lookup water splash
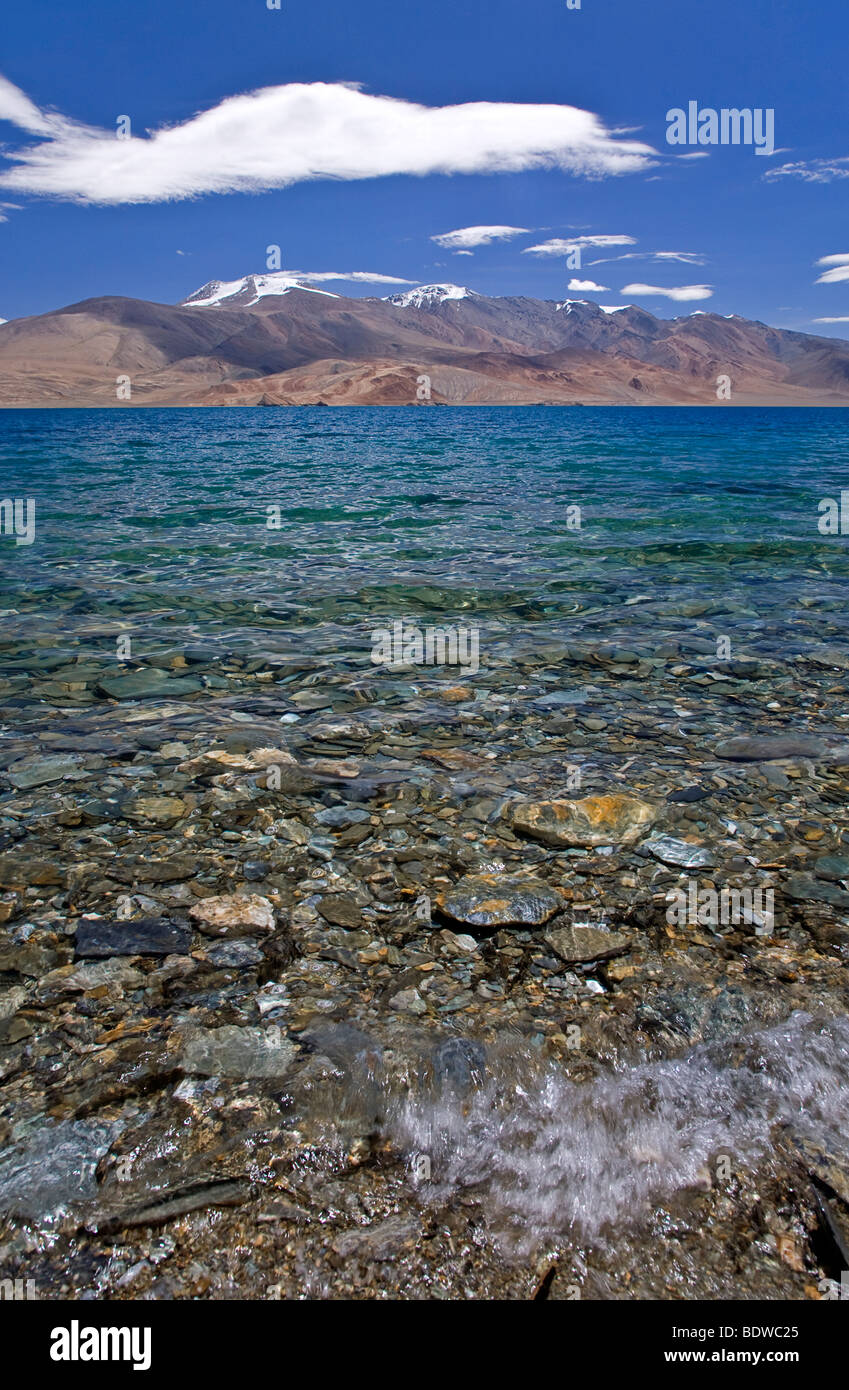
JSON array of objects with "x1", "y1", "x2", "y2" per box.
[{"x1": 383, "y1": 1012, "x2": 849, "y2": 1251}]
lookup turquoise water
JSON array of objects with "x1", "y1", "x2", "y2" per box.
[{"x1": 1, "y1": 406, "x2": 849, "y2": 669}]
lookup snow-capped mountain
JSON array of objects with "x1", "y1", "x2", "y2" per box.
[
  {"x1": 182, "y1": 274, "x2": 339, "y2": 307},
  {"x1": 556, "y1": 298, "x2": 629, "y2": 315},
  {"x1": 3, "y1": 284, "x2": 849, "y2": 406},
  {"x1": 384, "y1": 284, "x2": 476, "y2": 309}
]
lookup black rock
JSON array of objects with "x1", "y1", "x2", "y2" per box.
[
  {"x1": 74, "y1": 916, "x2": 192, "y2": 959},
  {"x1": 667, "y1": 785, "x2": 712, "y2": 803}
]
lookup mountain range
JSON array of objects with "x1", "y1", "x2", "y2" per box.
[{"x1": 1, "y1": 275, "x2": 848, "y2": 406}]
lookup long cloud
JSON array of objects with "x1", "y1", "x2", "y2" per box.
[
  {"x1": 431, "y1": 224, "x2": 530, "y2": 249},
  {"x1": 0, "y1": 75, "x2": 657, "y2": 204},
  {"x1": 815, "y1": 253, "x2": 849, "y2": 285},
  {"x1": 621, "y1": 283, "x2": 713, "y2": 301},
  {"x1": 523, "y1": 234, "x2": 636, "y2": 256}
]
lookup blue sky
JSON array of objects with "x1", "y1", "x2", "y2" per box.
[{"x1": 0, "y1": 0, "x2": 847, "y2": 333}]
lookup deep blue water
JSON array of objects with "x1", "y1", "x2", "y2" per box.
[{"x1": 1, "y1": 407, "x2": 849, "y2": 667}]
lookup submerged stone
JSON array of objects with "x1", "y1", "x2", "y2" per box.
[
  {"x1": 813, "y1": 855, "x2": 849, "y2": 883},
  {"x1": 0, "y1": 1118, "x2": 116, "y2": 1222},
  {"x1": 512, "y1": 794, "x2": 656, "y2": 848},
  {"x1": 96, "y1": 668, "x2": 202, "y2": 700},
  {"x1": 74, "y1": 916, "x2": 191, "y2": 958},
  {"x1": 429, "y1": 1038, "x2": 487, "y2": 1094},
  {"x1": 7, "y1": 754, "x2": 83, "y2": 789},
  {"x1": 440, "y1": 873, "x2": 561, "y2": 929},
  {"x1": 181, "y1": 1025, "x2": 296, "y2": 1078},
  {"x1": 121, "y1": 795, "x2": 188, "y2": 825},
  {"x1": 714, "y1": 735, "x2": 826, "y2": 761},
  {"x1": 189, "y1": 893, "x2": 276, "y2": 936},
  {"x1": 643, "y1": 835, "x2": 716, "y2": 869},
  {"x1": 545, "y1": 924, "x2": 630, "y2": 963},
  {"x1": 316, "y1": 895, "x2": 362, "y2": 928}
]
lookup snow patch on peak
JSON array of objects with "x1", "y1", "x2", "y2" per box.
[
  {"x1": 182, "y1": 273, "x2": 339, "y2": 307},
  {"x1": 557, "y1": 300, "x2": 630, "y2": 315},
  {"x1": 385, "y1": 284, "x2": 476, "y2": 308}
]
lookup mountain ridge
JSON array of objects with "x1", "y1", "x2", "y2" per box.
[{"x1": 1, "y1": 283, "x2": 848, "y2": 406}]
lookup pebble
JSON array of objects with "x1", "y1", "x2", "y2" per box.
[
  {"x1": 188, "y1": 893, "x2": 276, "y2": 936},
  {"x1": 440, "y1": 873, "x2": 561, "y2": 929}
]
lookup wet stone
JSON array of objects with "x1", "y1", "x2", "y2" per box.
[
  {"x1": 120, "y1": 795, "x2": 188, "y2": 826},
  {"x1": 440, "y1": 873, "x2": 561, "y2": 929},
  {"x1": 7, "y1": 755, "x2": 83, "y2": 789},
  {"x1": 181, "y1": 1025, "x2": 297, "y2": 1078},
  {"x1": 205, "y1": 939, "x2": 264, "y2": 968},
  {"x1": 316, "y1": 896, "x2": 362, "y2": 928},
  {"x1": 313, "y1": 806, "x2": 371, "y2": 828},
  {"x1": 96, "y1": 668, "x2": 202, "y2": 700},
  {"x1": 189, "y1": 893, "x2": 275, "y2": 937},
  {"x1": 667, "y1": 785, "x2": 712, "y2": 803},
  {"x1": 714, "y1": 735, "x2": 827, "y2": 761},
  {"x1": 784, "y1": 875, "x2": 849, "y2": 908},
  {"x1": 0, "y1": 1119, "x2": 117, "y2": 1222},
  {"x1": 242, "y1": 860, "x2": 270, "y2": 881},
  {"x1": 545, "y1": 924, "x2": 631, "y2": 964},
  {"x1": 512, "y1": 794, "x2": 656, "y2": 848},
  {"x1": 643, "y1": 835, "x2": 716, "y2": 869},
  {"x1": 74, "y1": 915, "x2": 192, "y2": 959},
  {"x1": 813, "y1": 855, "x2": 849, "y2": 882}
]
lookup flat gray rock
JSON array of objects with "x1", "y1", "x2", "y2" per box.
[
  {"x1": 714, "y1": 735, "x2": 826, "y2": 761},
  {"x1": 545, "y1": 924, "x2": 630, "y2": 964}
]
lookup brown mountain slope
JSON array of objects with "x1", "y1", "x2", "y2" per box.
[{"x1": 0, "y1": 288, "x2": 848, "y2": 406}]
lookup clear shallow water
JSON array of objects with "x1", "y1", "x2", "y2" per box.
[{"x1": 1, "y1": 407, "x2": 849, "y2": 671}]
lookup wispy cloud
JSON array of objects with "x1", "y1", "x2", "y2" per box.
[
  {"x1": 814, "y1": 316, "x2": 849, "y2": 323},
  {"x1": 303, "y1": 270, "x2": 414, "y2": 284},
  {"x1": 568, "y1": 278, "x2": 609, "y2": 292},
  {"x1": 764, "y1": 158, "x2": 849, "y2": 184},
  {"x1": 523, "y1": 234, "x2": 636, "y2": 256},
  {"x1": 815, "y1": 253, "x2": 849, "y2": 285},
  {"x1": 431, "y1": 224, "x2": 530, "y2": 249},
  {"x1": 0, "y1": 74, "x2": 657, "y2": 205},
  {"x1": 621, "y1": 283, "x2": 713, "y2": 301},
  {"x1": 589, "y1": 249, "x2": 705, "y2": 266}
]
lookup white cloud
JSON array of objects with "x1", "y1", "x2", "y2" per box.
[
  {"x1": 0, "y1": 74, "x2": 657, "y2": 204},
  {"x1": 568, "y1": 278, "x2": 609, "y2": 291},
  {"x1": 589, "y1": 249, "x2": 705, "y2": 266},
  {"x1": 302, "y1": 270, "x2": 414, "y2": 284},
  {"x1": 764, "y1": 158, "x2": 849, "y2": 184},
  {"x1": 523, "y1": 234, "x2": 636, "y2": 256},
  {"x1": 431, "y1": 224, "x2": 529, "y2": 249},
  {"x1": 622, "y1": 283, "x2": 713, "y2": 301},
  {"x1": 815, "y1": 253, "x2": 849, "y2": 285},
  {"x1": 814, "y1": 316, "x2": 849, "y2": 323}
]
